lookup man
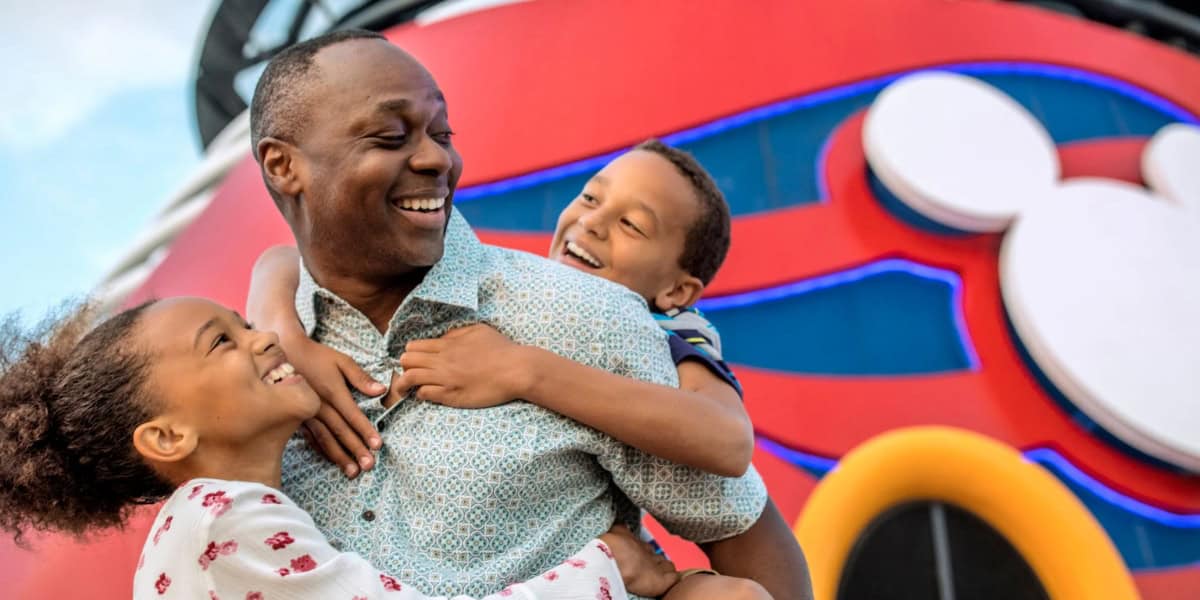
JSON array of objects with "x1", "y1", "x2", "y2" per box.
[{"x1": 248, "y1": 29, "x2": 809, "y2": 599}]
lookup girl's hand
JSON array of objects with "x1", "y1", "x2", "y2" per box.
[
  {"x1": 285, "y1": 332, "x2": 386, "y2": 478},
  {"x1": 599, "y1": 525, "x2": 680, "y2": 598},
  {"x1": 392, "y1": 324, "x2": 530, "y2": 409}
]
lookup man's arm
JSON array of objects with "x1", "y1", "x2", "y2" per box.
[
  {"x1": 246, "y1": 245, "x2": 385, "y2": 477},
  {"x1": 702, "y1": 499, "x2": 813, "y2": 600},
  {"x1": 396, "y1": 324, "x2": 754, "y2": 476}
]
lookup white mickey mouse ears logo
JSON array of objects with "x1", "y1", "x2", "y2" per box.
[{"x1": 865, "y1": 71, "x2": 1200, "y2": 472}]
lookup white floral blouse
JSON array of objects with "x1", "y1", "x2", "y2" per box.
[{"x1": 133, "y1": 479, "x2": 627, "y2": 600}]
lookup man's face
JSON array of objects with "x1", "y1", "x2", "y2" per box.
[{"x1": 289, "y1": 40, "x2": 463, "y2": 280}]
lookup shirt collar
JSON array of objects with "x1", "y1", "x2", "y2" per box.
[{"x1": 296, "y1": 208, "x2": 483, "y2": 336}]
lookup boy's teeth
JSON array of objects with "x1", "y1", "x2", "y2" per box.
[
  {"x1": 264, "y1": 362, "x2": 296, "y2": 384},
  {"x1": 566, "y1": 241, "x2": 601, "y2": 267},
  {"x1": 398, "y1": 197, "x2": 446, "y2": 211}
]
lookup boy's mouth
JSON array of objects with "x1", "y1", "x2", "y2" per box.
[{"x1": 564, "y1": 240, "x2": 603, "y2": 269}]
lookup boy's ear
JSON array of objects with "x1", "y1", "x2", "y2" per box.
[
  {"x1": 132, "y1": 418, "x2": 199, "y2": 465},
  {"x1": 257, "y1": 137, "x2": 306, "y2": 205},
  {"x1": 653, "y1": 275, "x2": 705, "y2": 312}
]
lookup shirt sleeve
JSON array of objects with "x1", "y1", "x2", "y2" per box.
[
  {"x1": 592, "y1": 293, "x2": 768, "y2": 544},
  {"x1": 203, "y1": 482, "x2": 628, "y2": 600}
]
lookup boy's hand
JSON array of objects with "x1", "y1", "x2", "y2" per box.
[
  {"x1": 599, "y1": 525, "x2": 679, "y2": 598},
  {"x1": 285, "y1": 333, "x2": 386, "y2": 479},
  {"x1": 393, "y1": 324, "x2": 528, "y2": 409}
]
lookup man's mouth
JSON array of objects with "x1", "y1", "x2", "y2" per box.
[
  {"x1": 564, "y1": 240, "x2": 603, "y2": 269},
  {"x1": 394, "y1": 196, "x2": 447, "y2": 212}
]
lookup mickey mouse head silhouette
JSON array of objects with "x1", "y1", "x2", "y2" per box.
[{"x1": 863, "y1": 71, "x2": 1200, "y2": 472}]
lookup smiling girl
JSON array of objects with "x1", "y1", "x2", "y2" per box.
[{"x1": 0, "y1": 297, "x2": 675, "y2": 599}]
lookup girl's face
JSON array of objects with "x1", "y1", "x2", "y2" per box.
[{"x1": 136, "y1": 298, "x2": 320, "y2": 453}]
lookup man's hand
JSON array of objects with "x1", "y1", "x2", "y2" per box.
[
  {"x1": 284, "y1": 333, "x2": 386, "y2": 479},
  {"x1": 599, "y1": 525, "x2": 679, "y2": 598},
  {"x1": 393, "y1": 324, "x2": 529, "y2": 409}
]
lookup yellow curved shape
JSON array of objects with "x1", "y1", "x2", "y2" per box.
[{"x1": 794, "y1": 426, "x2": 1139, "y2": 600}]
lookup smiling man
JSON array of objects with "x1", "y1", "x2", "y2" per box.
[{"x1": 249, "y1": 30, "x2": 770, "y2": 598}]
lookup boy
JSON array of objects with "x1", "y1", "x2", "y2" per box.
[{"x1": 247, "y1": 140, "x2": 809, "y2": 599}]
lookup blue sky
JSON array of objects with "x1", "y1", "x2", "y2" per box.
[{"x1": 0, "y1": 2, "x2": 215, "y2": 322}]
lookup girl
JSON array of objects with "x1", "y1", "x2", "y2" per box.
[{"x1": 0, "y1": 297, "x2": 677, "y2": 599}]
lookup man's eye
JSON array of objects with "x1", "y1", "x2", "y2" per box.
[
  {"x1": 374, "y1": 134, "x2": 406, "y2": 146},
  {"x1": 431, "y1": 131, "x2": 455, "y2": 145}
]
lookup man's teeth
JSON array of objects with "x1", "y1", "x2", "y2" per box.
[
  {"x1": 565, "y1": 241, "x2": 602, "y2": 268},
  {"x1": 397, "y1": 197, "x2": 446, "y2": 211},
  {"x1": 264, "y1": 362, "x2": 296, "y2": 384}
]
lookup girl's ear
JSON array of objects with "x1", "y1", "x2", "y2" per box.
[
  {"x1": 132, "y1": 418, "x2": 198, "y2": 464},
  {"x1": 653, "y1": 274, "x2": 704, "y2": 312}
]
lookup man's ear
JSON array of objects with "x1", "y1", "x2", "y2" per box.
[
  {"x1": 132, "y1": 418, "x2": 199, "y2": 465},
  {"x1": 653, "y1": 274, "x2": 705, "y2": 312},
  {"x1": 257, "y1": 137, "x2": 306, "y2": 201}
]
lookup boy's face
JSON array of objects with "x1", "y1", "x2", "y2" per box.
[{"x1": 549, "y1": 150, "x2": 703, "y2": 310}]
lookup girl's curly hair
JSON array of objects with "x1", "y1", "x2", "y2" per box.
[{"x1": 0, "y1": 300, "x2": 172, "y2": 546}]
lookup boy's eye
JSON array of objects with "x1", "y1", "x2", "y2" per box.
[
  {"x1": 621, "y1": 218, "x2": 646, "y2": 237},
  {"x1": 581, "y1": 193, "x2": 597, "y2": 204}
]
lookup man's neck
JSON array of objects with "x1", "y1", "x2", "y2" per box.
[{"x1": 306, "y1": 258, "x2": 429, "y2": 334}]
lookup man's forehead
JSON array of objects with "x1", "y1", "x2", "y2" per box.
[{"x1": 314, "y1": 38, "x2": 435, "y2": 86}]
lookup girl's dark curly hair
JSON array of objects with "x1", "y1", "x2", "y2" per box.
[{"x1": 0, "y1": 300, "x2": 173, "y2": 546}]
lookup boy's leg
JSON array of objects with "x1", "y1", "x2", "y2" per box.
[
  {"x1": 665, "y1": 573, "x2": 772, "y2": 600},
  {"x1": 701, "y1": 499, "x2": 813, "y2": 600}
]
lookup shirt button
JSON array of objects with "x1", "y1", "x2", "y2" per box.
[
  {"x1": 377, "y1": 421, "x2": 387, "y2": 433},
  {"x1": 362, "y1": 509, "x2": 376, "y2": 522}
]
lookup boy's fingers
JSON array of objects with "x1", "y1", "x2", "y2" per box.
[
  {"x1": 398, "y1": 351, "x2": 437, "y2": 370},
  {"x1": 394, "y1": 367, "x2": 439, "y2": 389},
  {"x1": 405, "y1": 339, "x2": 444, "y2": 354},
  {"x1": 441, "y1": 324, "x2": 481, "y2": 338},
  {"x1": 339, "y1": 356, "x2": 386, "y2": 397},
  {"x1": 415, "y1": 384, "x2": 449, "y2": 403},
  {"x1": 304, "y1": 419, "x2": 359, "y2": 478}
]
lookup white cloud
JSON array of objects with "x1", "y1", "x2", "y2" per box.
[{"x1": 0, "y1": 1, "x2": 215, "y2": 150}]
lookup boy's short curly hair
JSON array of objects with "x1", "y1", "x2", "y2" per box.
[{"x1": 634, "y1": 139, "x2": 731, "y2": 286}]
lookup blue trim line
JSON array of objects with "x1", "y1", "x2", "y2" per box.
[{"x1": 697, "y1": 258, "x2": 982, "y2": 370}]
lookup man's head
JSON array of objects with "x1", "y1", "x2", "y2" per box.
[
  {"x1": 549, "y1": 139, "x2": 732, "y2": 311},
  {"x1": 251, "y1": 30, "x2": 462, "y2": 284}
]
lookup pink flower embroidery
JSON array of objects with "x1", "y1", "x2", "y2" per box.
[
  {"x1": 565, "y1": 558, "x2": 587, "y2": 568},
  {"x1": 137, "y1": 553, "x2": 145, "y2": 571},
  {"x1": 380, "y1": 573, "x2": 402, "y2": 591},
  {"x1": 597, "y1": 576, "x2": 613, "y2": 600},
  {"x1": 596, "y1": 541, "x2": 613, "y2": 559},
  {"x1": 245, "y1": 593, "x2": 263, "y2": 600},
  {"x1": 353, "y1": 597, "x2": 368, "y2": 600},
  {"x1": 277, "y1": 568, "x2": 290, "y2": 577},
  {"x1": 290, "y1": 554, "x2": 317, "y2": 573},
  {"x1": 198, "y1": 540, "x2": 239, "y2": 570},
  {"x1": 202, "y1": 491, "x2": 233, "y2": 516},
  {"x1": 208, "y1": 592, "x2": 220, "y2": 600},
  {"x1": 154, "y1": 573, "x2": 171, "y2": 595},
  {"x1": 188, "y1": 484, "x2": 205, "y2": 499},
  {"x1": 152, "y1": 516, "x2": 173, "y2": 545},
  {"x1": 264, "y1": 531, "x2": 295, "y2": 550},
  {"x1": 499, "y1": 586, "x2": 514, "y2": 597},
  {"x1": 261, "y1": 493, "x2": 282, "y2": 505},
  {"x1": 543, "y1": 571, "x2": 559, "y2": 581}
]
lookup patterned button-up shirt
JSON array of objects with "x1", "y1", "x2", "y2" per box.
[{"x1": 281, "y1": 210, "x2": 767, "y2": 598}]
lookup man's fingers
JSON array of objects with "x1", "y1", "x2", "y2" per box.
[
  {"x1": 338, "y1": 356, "x2": 386, "y2": 397},
  {"x1": 304, "y1": 419, "x2": 359, "y2": 478},
  {"x1": 405, "y1": 339, "x2": 444, "y2": 353}
]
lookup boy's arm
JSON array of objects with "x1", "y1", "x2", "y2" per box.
[
  {"x1": 246, "y1": 245, "x2": 385, "y2": 478},
  {"x1": 702, "y1": 498, "x2": 813, "y2": 600},
  {"x1": 396, "y1": 324, "x2": 754, "y2": 477}
]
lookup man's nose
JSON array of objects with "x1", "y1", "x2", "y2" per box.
[{"x1": 408, "y1": 134, "x2": 453, "y2": 176}]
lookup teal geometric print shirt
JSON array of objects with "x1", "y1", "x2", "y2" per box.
[{"x1": 281, "y1": 210, "x2": 767, "y2": 598}]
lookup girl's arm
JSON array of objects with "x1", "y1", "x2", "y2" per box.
[
  {"x1": 396, "y1": 324, "x2": 754, "y2": 477},
  {"x1": 197, "y1": 482, "x2": 645, "y2": 600}
]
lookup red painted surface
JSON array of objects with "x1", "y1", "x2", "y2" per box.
[
  {"x1": 1134, "y1": 565, "x2": 1200, "y2": 600},
  {"x1": 10, "y1": 0, "x2": 1200, "y2": 597}
]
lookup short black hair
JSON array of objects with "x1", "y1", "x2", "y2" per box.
[
  {"x1": 250, "y1": 29, "x2": 387, "y2": 159},
  {"x1": 633, "y1": 139, "x2": 731, "y2": 286}
]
